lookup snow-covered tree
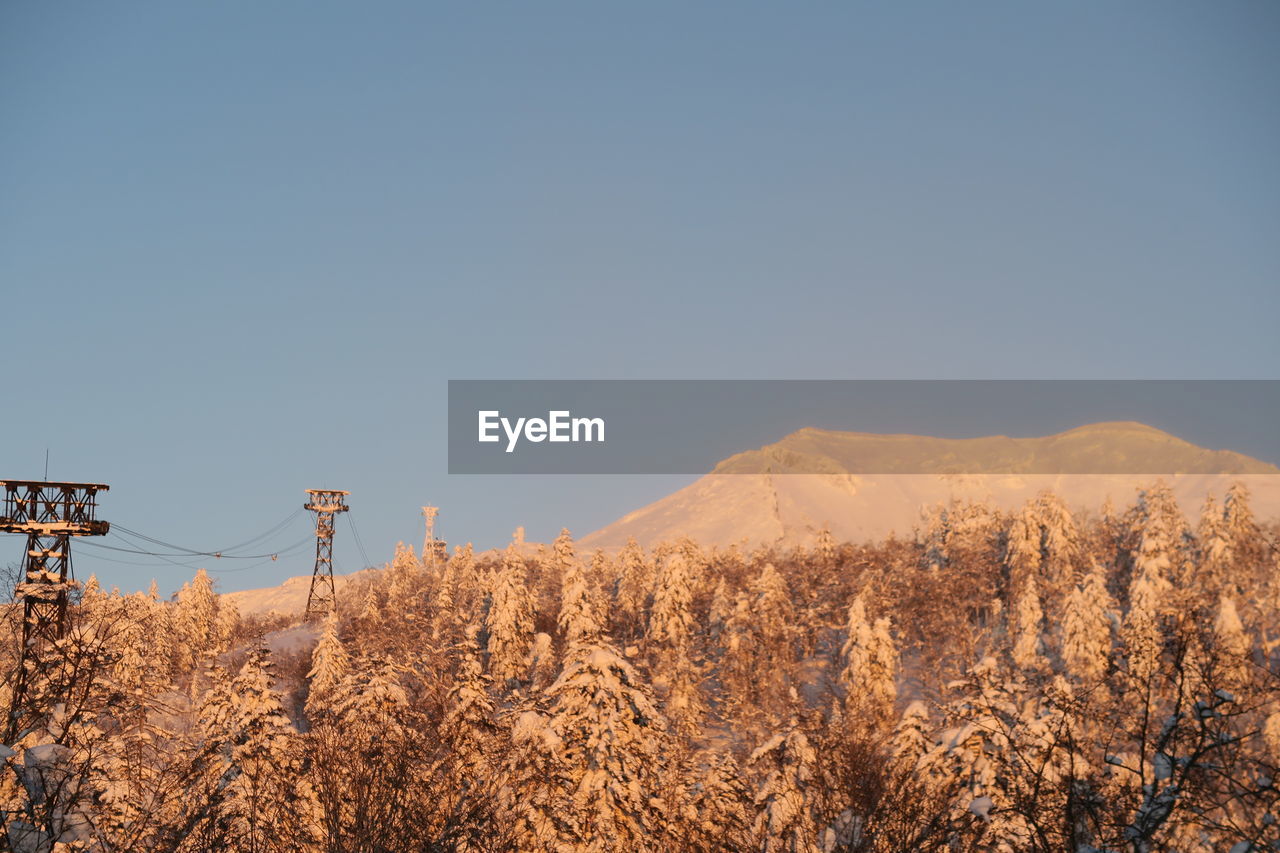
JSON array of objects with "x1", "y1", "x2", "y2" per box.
[
  {"x1": 199, "y1": 645, "x2": 310, "y2": 851},
  {"x1": 12, "y1": 484, "x2": 1277, "y2": 851},
  {"x1": 1004, "y1": 505, "x2": 1042, "y2": 597},
  {"x1": 1011, "y1": 576, "x2": 1045, "y2": 672},
  {"x1": 663, "y1": 648, "x2": 708, "y2": 742},
  {"x1": 486, "y1": 544, "x2": 536, "y2": 684},
  {"x1": 559, "y1": 548, "x2": 602, "y2": 648},
  {"x1": 612, "y1": 538, "x2": 651, "y2": 640},
  {"x1": 528, "y1": 631, "x2": 558, "y2": 691},
  {"x1": 750, "y1": 716, "x2": 820, "y2": 853},
  {"x1": 889, "y1": 700, "x2": 934, "y2": 776},
  {"x1": 443, "y1": 541, "x2": 484, "y2": 636},
  {"x1": 1034, "y1": 492, "x2": 1082, "y2": 606},
  {"x1": 648, "y1": 552, "x2": 696, "y2": 660},
  {"x1": 1123, "y1": 569, "x2": 1165, "y2": 683},
  {"x1": 544, "y1": 640, "x2": 669, "y2": 851},
  {"x1": 752, "y1": 563, "x2": 795, "y2": 666},
  {"x1": 1223, "y1": 482, "x2": 1259, "y2": 555},
  {"x1": 920, "y1": 504, "x2": 951, "y2": 572},
  {"x1": 1197, "y1": 494, "x2": 1231, "y2": 600},
  {"x1": 839, "y1": 594, "x2": 896, "y2": 723},
  {"x1": 678, "y1": 750, "x2": 751, "y2": 851},
  {"x1": 1210, "y1": 594, "x2": 1250, "y2": 688},
  {"x1": 1129, "y1": 483, "x2": 1183, "y2": 617},
  {"x1": 442, "y1": 629, "x2": 499, "y2": 776},
  {"x1": 388, "y1": 540, "x2": 421, "y2": 603},
  {"x1": 1061, "y1": 560, "x2": 1114, "y2": 682},
  {"x1": 1223, "y1": 481, "x2": 1264, "y2": 594},
  {"x1": 173, "y1": 568, "x2": 221, "y2": 671},
  {"x1": 708, "y1": 576, "x2": 733, "y2": 639},
  {"x1": 305, "y1": 611, "x2": 350, "y2": 720}
]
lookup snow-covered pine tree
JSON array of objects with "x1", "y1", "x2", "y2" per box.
[
  {"x1": 839, "y1": 594, "x2": 873, "y2": 695},
  {"x1": 749, "y1": 715, "x2": 820, "y2": 853},
  {"x1": 1196, "y1": 494, "x2": 1231, "y2": 602},
  {"x1": 544, "y1": 640, "x2": 670, "y2": 851},
  {"x1": 613, "y1": 538, "x2": 651, "y2": 640},
  {"x1": 838, "y1": 594, "x2": 896, "y2": 723},
  {"x1": 173, "y1": 568, "x2": 220, "y2": 672},
  {"x1": 505, "y1": 707, "x2": 568, "y2": 850},
  {"x1": 485, "y1": 543, "x2": 536, "y2": 685},
  {"x1": 708, "y1": 576, "x2": 733, "y2": 639},
  {"x1": 332, "y1": 658, "x2": 413, "y2": 742},
  {"x1": 552, "y1": 527, "x2": 577, "y2": 572},
  {"x1": 327, "y1": 659, "x2": 422, "y2": 847},
  {"x1": 1034, "y1": 491, "x2": 1082, "y2": 613},
  {"x1": 648, "y1": 552, "x2": 696, "y2": 661},
  {"x1": 869, "y1": 617, "x2": 899, "y2": 710},
  {"x1": 676, "y1": 537, "x2": 707, "y2": 588},
  {"x1": 359, "y1": 582, "x2": 382, "y2": 628},
  {"x1": 446, "y1": 541, "x2": 484, "y2": 631},
  {"x1": 434, "y1": 630, "x2": 504, "y2": 850},
  {"x1": 1011, "y1": 576, "x2": 1046, "y2": 672},
  {"x1": 1224, "y1": 482, "x2": 1259, "y2": 556},
  {"x1": 433, "y1": 548, "x2": 462, "y2": 643},
  {"x1": 1223, "y1": 481, "x2": 1264, "y2": 594},
  {"x1": 663, "y1": 647, "x2": 708, "y2": 742},
  {"x1": 678, "y1": 749, "x2": 751, "y2": 852},
  {"x1": 718, "y1": 589, "x2": 757, "y2": 713},
  {"x1": 559, "y1": 548, "x2": 602, "y2": 648},
  {"x1": 441, "y1": 628, "x2": 499, "y2": 778},
  {"x1": 1129, "y1": 483, "x2": 1183, "y2": 618},
  {"x1": 1061, "y1": 560, "x2": 1114, "y2": 683},
  {"x1": 90, "y1": 593, "x2": 192, "y2": 853},
  {"x1": 1004, "y1": 504, "x2": 1042, "y2": 605},
  {"x1": 920, "y1": 504, "x2": 950, "y2": 572},
  {"x1": 528, "y1": 631, "x2": 558, "y2": 691},
  {"x1": 1123, "y1": 569, "x2": 1164, "y2": 684},
  {"x1": 305, "y1": 611, "x2": 351, "y2": 721},
  {"x1": 889, "y1": 700, "x2": 933, "y2": 776},
  {"x1": 590, "y1": 548, "x2": 612, "y2": 599},
  {"x1": 199, "y1": 644, "x2": 310, "y2": 851},
  {"x1": 1210, "y1": 594, "x2": 1250, "y2": 688},
  {"x1": 216, "y1": 599, "x2": 240, "y2": 653},
  {"x1": 388, "y1": 540, "x2": 421, "y2": 605},
  {"x1": 751, "y1": 563, "x2": 795, "y2": 672},
  {"x1": 80, "y1": 573, "x2": 104, "y2": 614},
  {"x1": 546, "y1": 528, "x2": 578, "y2": 615}
]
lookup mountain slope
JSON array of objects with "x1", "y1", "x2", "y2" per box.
[
  {"x1": 224, "y1": 567, "x2": 376, "y2": 619},
  {"x1": 582, "y1": 423, "x2": 1280, "y2": 550}
]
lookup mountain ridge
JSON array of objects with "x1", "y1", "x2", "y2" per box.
[{"x1": 710, "y1": 421, "x2": 1278, "y2": 476}]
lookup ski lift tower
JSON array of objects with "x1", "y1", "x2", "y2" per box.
[
  {"x1": 421, "y1": 506, "x2": 447, "y2": 567},
  {"x1": 1, "y1": 480, "x2": 109, "y2": 740},
  {"x1": 304, "y1": 489, "x2": 348, "y2": 617}
]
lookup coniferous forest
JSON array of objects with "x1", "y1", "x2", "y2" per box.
[{"x1": 3, "y1": 481, "x2": 1280, "y2": 852}]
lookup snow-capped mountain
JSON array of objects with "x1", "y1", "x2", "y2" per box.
[{"x1": 580, "y1": 422, "x2": 1280, "y2": 550}]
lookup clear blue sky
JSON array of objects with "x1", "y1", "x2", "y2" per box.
[{"x1": 2, "y1": 2, "x2": 1277, "y2": 594}]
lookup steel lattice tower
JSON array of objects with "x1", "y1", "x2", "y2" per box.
[
  {"x1": 1, "y1": 480, "x2": 109, "y2": 742},
  {"x1": 421, "y1": 505, "x2": 446, "y2": 567},
  {"x1": 304, "y1": 489, "x2": 348, "y2": 617}
]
